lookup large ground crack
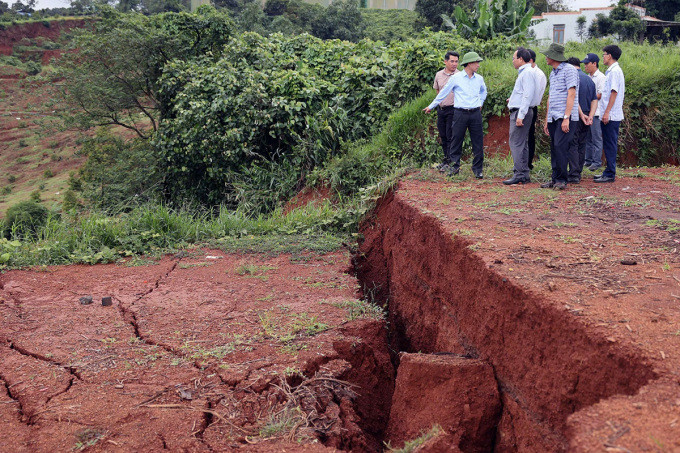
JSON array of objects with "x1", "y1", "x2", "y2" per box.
[
  {"x1": 0, "y1": 372, "x2": 25, "y2": 422},
  {"x1": 115, "y1": 258, "x2": 201, "y2": 368},
  {"x1": 6, "y1": 340, "x2": 82, "y2": 381}
]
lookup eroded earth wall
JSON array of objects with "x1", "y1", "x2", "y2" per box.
[{"x1": 355, "y1": 191, "x2": 658, "y2": 452}]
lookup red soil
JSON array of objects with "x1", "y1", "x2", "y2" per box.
[
  {"x1": 0, "y1": 248, "x2": 394, "y2": 452},
  {"x1": 357, "y1": 168, "x2": 680, "y2": 452},
  {"x1": 386, "y1": 353, "x2": 501, "y2": 452},
  {"x1": 0, "y1": 19, "x2": 89, "y2": 56},
  {"x1": 284, "y1": 186, "x2": 334, "y2": 214}
]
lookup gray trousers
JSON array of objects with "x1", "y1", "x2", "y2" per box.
[
  {"x1": 585, "y1": 116, "x2": 602, "y2": 167},
  {"x1": 509, "y1": 109, "x2": 534, "y2": 179}
]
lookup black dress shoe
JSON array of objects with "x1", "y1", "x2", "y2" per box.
[
  {"x1": 553, "y1": 181, "x2": 567, "y2": 190},
  {"x1": 540, "y1": 181, "x2": 554, "y2": 188},
  {"x1": 568, "y1": 177, "x2": 581, "y2": 184},
  {"x1": 594, "y1": 176, "x2": 615, "y2": 183},
  {"x1": 475, "y1": 173, "x2": 483, "y2": 179},
  {"x1": 593, "y1": 174, "x2": 604, "y2": 180},
  {"x1": 503, "y1": 176, "x2": 527, "y2": 185},
  {"x1": 448, "y1": 167, "x2": 460, "y2": 176}
]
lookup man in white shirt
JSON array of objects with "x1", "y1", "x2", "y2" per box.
[
  {"x1": 527, "y1": 49, "x2": 546, "y2": 171},
  {"x1": 582, "y1": 53, "x2": 606, "y2": 171},
  {"x1": 504, "y1": 47, "x2": 536, "y2": 185},
  {"x1": 594, "y1": 45, "x2": 625, "y2": 183}
]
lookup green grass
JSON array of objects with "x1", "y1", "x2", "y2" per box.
[
  {"x1": 0, "y1": 201, "x2": 356, "y2": 268},
  {"x1": 386, "y1": 424, "x2": 443, "y2": 452},
  {"x1": 323, "y1": 299, "x2": 385, "y2": 321}
]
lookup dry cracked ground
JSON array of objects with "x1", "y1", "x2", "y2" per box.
[
  {"x1": 0, "y1": 248, "x2": 393, "y2": 452},
  {"x1": 2, "y1": 167, "x2": 680, "y2": 452}
]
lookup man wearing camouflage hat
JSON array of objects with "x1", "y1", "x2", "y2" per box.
[{"x1": 424, "y1": 51, "x2": 487, "y2": 179}]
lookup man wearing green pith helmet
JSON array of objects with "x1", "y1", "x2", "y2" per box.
[{"x1": 423, "y1": 51, "x2": 487, "y2": 179}]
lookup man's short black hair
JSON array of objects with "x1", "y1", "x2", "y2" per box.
[
  {"x1": 516, "y1": 47, "x2": 531, "y2": 63},
  {"x1": 567, "y1": 57, "x2": 581, "y2": 67},
  {"x1": 445, "y1": 51, "x2": 459, "y2": 61},
  {"x1": 603, "y1": 44, "x2": 622, "y2": 61},
  {"x1": 527, "y1": 48, "x2": 537, "y2": 63}
]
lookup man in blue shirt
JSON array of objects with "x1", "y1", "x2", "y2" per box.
[
  {"x1": 541, "y1": 43, "x2": 578, "y2": 190},
  {"x1": 566, "y1": 57, "x2": 598, "y2": 184},
  {"x1": 424, "y1": 52, "x2": 487, "y2": 179},
  {"x1": 504, "y1": 47, "x2": 536, "y2": 185}
]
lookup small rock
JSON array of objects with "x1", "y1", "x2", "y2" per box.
[
  {"x1": 114, "y1": 384, "x2": 124, "y2": 389},
  {"x1": 548, "y1": 281, "x2": 557, "y2": 292},
  {"x1": 178, "y1": 388, "x2": 193, "y2": 400},
  {"x1": 621, "y1": 259, "x2": 637, "y2": 265},
  {"x1": 102, "y1": 296, "x2": 113, "y2": 306},
  {"x1": 79, "y1": 296, "x2": 93, "y2": 305}
]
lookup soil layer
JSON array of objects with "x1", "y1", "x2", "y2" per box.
[{"x1": 356, "y1": 168, "x2": 680, "y2": 452}]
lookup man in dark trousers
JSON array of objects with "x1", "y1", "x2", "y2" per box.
[
  {"x1": 433, "y1": 51, "x2": 459, "y2": 173},
  {"x1": 566, "y1": 57, "x2": 597, "y2": 184},
  {"x1": 527, "y1": 48, "x2": 546, "y2": 171},
  {"x1": 541, "y1": 43, "x2": 578, "y2": 190},
  {"x1": 423, "y1": 52, "x2": 487, "y2": 179},
  {"x1": 594, "y1": 45, "x2": 625, "y2": 183}
]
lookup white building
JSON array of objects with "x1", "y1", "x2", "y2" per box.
[{"x1": 530, "y1": 4, "x2": 658, "y2": 44}]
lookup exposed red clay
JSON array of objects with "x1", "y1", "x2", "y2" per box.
[
  {"x1": 386, "y1": 353, "x2": 501, "y2": 452},
  {"x1": 0, "y1": 248, "x2": 393, "y2": 452},
  {"x1": 0, "y1": 20, "x2": 89, "y2": 55},
  {"x1": 356, "y1": 168, "x2": 680, "y2": 452}
]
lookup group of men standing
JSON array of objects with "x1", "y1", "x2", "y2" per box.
[{"x1": 424, "y1": 43, "x2": 625, "y2": 189}]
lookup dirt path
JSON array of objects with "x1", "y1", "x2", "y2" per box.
[
  {"x1": 0, "y1": 248, "x2": 393, "y2": 452},
  {"x1": 357, "y1": 168, "x2": 680, "y2": 452}
]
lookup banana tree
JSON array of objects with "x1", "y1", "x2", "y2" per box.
[{"x1": 442, "y1": 0, "x2": 535, "y2": 39}]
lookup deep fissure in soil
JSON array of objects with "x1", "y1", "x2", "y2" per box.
[{"x1": 353, "y1": 192, "x2": 657, "y2": 452}]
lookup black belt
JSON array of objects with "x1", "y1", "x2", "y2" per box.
[
  {"x1": 509, "y1": 108, "x2": 519, "y2": 113},
  {"x1": 439, "y1": 105, "x2": 454, "y2": 110},
  {"x1": 455, "y1": 107, "x2": 480, "y2": 112}
]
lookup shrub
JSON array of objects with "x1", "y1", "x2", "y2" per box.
[
  {"x1": 78, "y1": 128, "x2": 161, "y2": 212},
  {"x1": 43, "y1": 168, "x2": 54, "y2": 178},
  {"x1": 2, "y1": 201, "x2": 50, "y2": 239}
]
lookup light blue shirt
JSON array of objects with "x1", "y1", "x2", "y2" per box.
[
  {"x1": 599, "y1": 61, "x2": 625, "y2": 121},
  {"x1": 427, "y1": 70, "x2": 487, "y2": 110},
  {"x1": 507, "y1": 63, "x2": 535, "y2": 120}
]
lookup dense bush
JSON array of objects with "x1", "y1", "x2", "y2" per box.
[
  {"x1": 155, "y1": 31, "x2": 519, "y2": 209},
  {"x1": 361, "y1": 9, "x2": 423, "y2": 43},
  {"x1": 76, "y1": 129, "x2": 162, "y2": 212},
  {"x1": 3, "y1": 201, "x2": 50, "y2": 239}
]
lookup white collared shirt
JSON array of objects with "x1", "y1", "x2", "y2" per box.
[
  {"x1": 599, "y1": 62, "x2": 625, "y2": 121},
  {"x1": 530, "y1": 65, "x2": 547, "y2": 107},
  {"x1": 507, "y1": 64, "x2": 535, "y2": 120}
]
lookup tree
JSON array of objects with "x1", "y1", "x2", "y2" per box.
[
  {"x1": 443, "y1": 0, "x2": 534, "y2": 39},
  {"x1": 646, "y1": 0, "x2": 680, "y2": 21},
  {"x1": 11, "y1": 0, "x2": 35, "y2": 14},
  {"x1": 415, "y1": 0, "x2": 454, "y2": 31},
  {"x1": 589, "y1": 1, "x2": 644, "y2": 41},
  {"x1": 529, "y1": 0, "x2": 567, "y2": 15},
  {"x1": 311, "y1": 0, "x2": 365, "y2": 41},
  {"x1": 58, "y1": 6, "x2": 235, "y2": 139},
  {"x1": 576, "y1": 15, "x2": 586, "y2": 42}
]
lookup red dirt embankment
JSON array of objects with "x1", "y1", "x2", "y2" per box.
[
  {"x1": 0, "y1": 19, "x2": 89, "y2": 56},
  {"x1": 0, "y1": 249, "x2": 394, "y2": 452},
  {"x1": 356, "y1": 169, "x2": 680, "y2": 452}
]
